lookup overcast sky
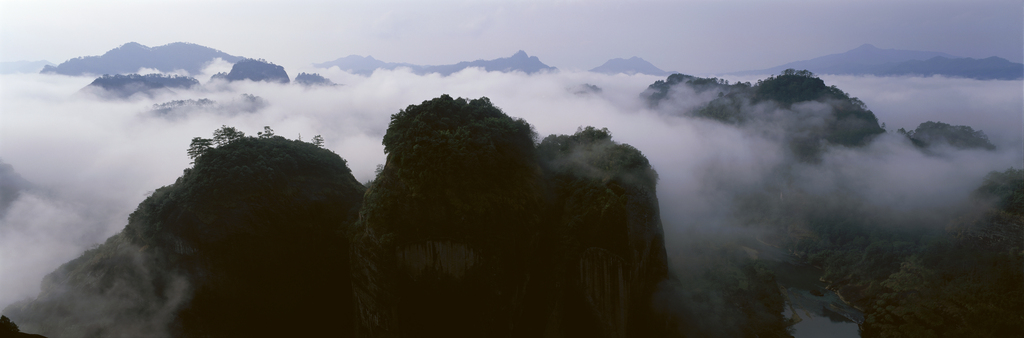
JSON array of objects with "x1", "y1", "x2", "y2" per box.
[{"x1": 1, "y1": 0, "x2": 1021, "y2": 74}]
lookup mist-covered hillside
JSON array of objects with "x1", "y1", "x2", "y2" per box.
[
  {"x1": 40, "y1": 42, "x2": 242, "y2": 76},
  {"x1": 82, "y1": 74, "x2": 199, "y2": 99},
  {"x1": 0, "y1": 160, "x2": 32, "y2": 218},
  {"x1": 644, "y1": 69, "x2": 885, "y2": 160},
  {"x1": 640, "y1": 69, "x2": 1023, "y2": 337},
  {"x1": 315, "y1": 50, "x2": 556, "y2": 76},
  {"x1": 4, "y1": 128, "x2": 366, "y2": 337},
  {"x1": 294, "y1": 72, "x2": 337, "y2": 86},
  {"x1": 1, "y1": 62, "x2": 1020, "y2": 338}
]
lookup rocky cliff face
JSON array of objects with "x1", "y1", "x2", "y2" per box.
[
  {"x1": 4, "y1": 97, "x2": 669, "y2": 337},
  {"x1": 351, "y1": 96, "x2": 668, "y2": 337}
]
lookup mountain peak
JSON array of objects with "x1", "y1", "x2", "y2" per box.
[
  {"x1": 512, "y1": 50, "x2": 529, "y2": 58},
  {"x1": 118, "y1": 42, "x2": 149, "y2": 50},
  {"x1": 43, "y1": 42, "x2": 242, "y2": 76},
  {"x1": 854, "y1": 44, "x2": 879, "y2": 51},
  {"x1": 589, "y1": 56, "x2": 673, "y2": 76}
]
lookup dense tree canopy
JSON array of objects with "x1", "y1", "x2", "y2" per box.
[
  {"x1": 643, "y1": 69, "x2": 885, "y2": 160},
  {"x1": 899, "y1": 121, "x2": 996, "y2": 150}
]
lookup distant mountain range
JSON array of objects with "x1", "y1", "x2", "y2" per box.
[
  {"x1": 735, "y1": 44, "x2": 1023, "y2": 80},
  {"x1": 41, "y1": 42, "x2": 243, "y2": 76},
  {"x1": 314, "y1": 50, "x2": 556, "y2": 76},
  {"x1": 1, "y1": 60, "x2": 54, "y2": 74},
  {"x1": 589, "y1": 57, "x2": 676, "y2": 76}
]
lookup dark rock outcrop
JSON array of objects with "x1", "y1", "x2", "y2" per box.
[{"x1": 351, "y1": 96, "x2": 668, "y2": 337}]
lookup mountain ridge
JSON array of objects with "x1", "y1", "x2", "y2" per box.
[
  {"x1": 314, "y1": 50, "x2": 556, "y2": 76},
  {"x1": 40, "y1": 42, "x2": 243, "y2": 76},
  {"x1": 733, "y1": 44, "x2": 1022, "y2": 80}
]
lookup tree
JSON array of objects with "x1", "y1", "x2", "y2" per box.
[
  {"x1": 188, "y1": 137, "x2": 214, "y2": 161},
  {"x1": 312, "y1": 135, "x2": 325, "y2": 148},
  {"x1": 213, "y1": 125, "x2": 245, "y2": 146},
  {"x1": 258, "y1": 126, "x2": 275, "y2": 139},
  {"x1": 1, "y1": 315, "x2": 19, "y2": 333}
]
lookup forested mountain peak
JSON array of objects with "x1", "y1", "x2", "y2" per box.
[
  {"x1": 210, "y1": 58, "x2": 290, "y2": 84},
  {"x1": 353, "y1": 95, "x2": 669, "y2": 336},
  {"x1": 643, "y1": 69, "x2": 884, "y2": 160},
  {"x1": 3, "y1": 127, "x2": 363, "y2": 337},
  {"x1": 898, "y1": 121, "x2": 996, "y2": 151},
  {"x1": 294, "y1": 72, "x2": 337, "y2": 86}
]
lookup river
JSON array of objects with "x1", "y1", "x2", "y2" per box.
[{"x1": 746, "y1": 239, "x2": 863, "y2": 338}]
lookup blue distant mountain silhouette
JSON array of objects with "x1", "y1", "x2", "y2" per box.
[
  {"x1": 734, "y1": 44, "x2": 1022, "y2": 80},
  {"x1": 41, "y1": 42, "x2": 243, "y2": 76},
  {"x1": 589, "y1": 57, "x2": 676, "y2": 76},
  {"x1": 314, "y1": 51, "x2": 556, "y2": 76}
]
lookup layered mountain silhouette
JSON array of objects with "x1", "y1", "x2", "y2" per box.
[
  {"x1": 40, "y1": 42, "x2": 243, "y2": 76},
  {"x1": 589, "y1": 57, "x2": 676, "y2": 76},
  {"x1": 0, "y1": 61, "x2": 54, "y2": 74},
  {"x1": 314, "y1": 50, "x2": 556, "y2": 76},
  {"x1": 735, "y1": 44, "x2": 1023, "y2": 80}
]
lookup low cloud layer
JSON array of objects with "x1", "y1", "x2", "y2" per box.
[{"x1": 1, "y1": 66, "x2": 1020, "y2": 317}]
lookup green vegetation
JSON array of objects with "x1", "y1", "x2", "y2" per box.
[
  {"x1": 86, "y1": 73, "x2": 199, "y2": 98},
  {"x1": 644, "y1": 69, "x2": 885, "y2": 160},
  {"x1": 659, "y1": 237, "x2": 792, "y2": 338},
  {"x1": 352, "y1": 95, "x2": 544, "y2": 336},
  {"x1": 294, "y1": 72, "x2": 338, "y2": 86},
  {"x1": 352, "y1": 96, "x2": 674, "y2": 337},
  {"x1": 5, "y1": 126, "x2": 364, "y2": 337},
  {"x1": 210, "y1": 58, "x2": 290, "y2": 83},
  {"x1": 898, "y1": 121, "x2": 996, "y2": 150},
  {"x1": 371, "y1": 94, "x2": 539, "y2": 242},
  {"x1": 1, "y1": 316, "x2": 19, "y2": 334},
  {"x1": 782, "y1": 168, "x2": 1024, "y2": 337}
]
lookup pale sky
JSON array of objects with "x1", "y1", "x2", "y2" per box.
[{"x1": 1, "y1": 0, "x2": 1022, "y2": 74}]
